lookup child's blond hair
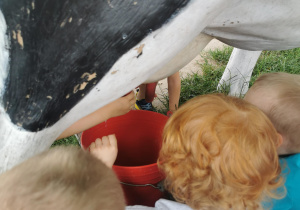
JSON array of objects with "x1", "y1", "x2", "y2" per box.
[
  {"x1": 158, "y1": 94, "x2": 284, "y2": 209},
  {"x1": 246, "y1": 72, "x2": 300, "y2": 153},
  {"x1": 0, "y1": 146, "x2": 125, "y2": 210}
]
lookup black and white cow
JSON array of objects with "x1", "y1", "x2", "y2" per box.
[{"x1": 1, "y1": 0, "x2": 300, "y2": 173}]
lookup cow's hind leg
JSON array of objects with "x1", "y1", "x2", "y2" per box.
[{"x1": 218, "y1": 48, "x2": 262, "y2": 97}]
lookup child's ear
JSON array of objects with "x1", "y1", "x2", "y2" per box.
[{"x1": 277, "y1": 133, "x2": 283, "y2": 148}]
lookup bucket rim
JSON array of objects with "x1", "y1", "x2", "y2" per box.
[
  {"x1": 112, "y1": 162, "x2": 158, "y2": 170},
  {"x1": 80, "y1": 110, "x2": 168, "y2": 149}
]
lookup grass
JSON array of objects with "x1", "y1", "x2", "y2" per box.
[
  {"x1": 51, "y1": 134, "x2": 80, "y2": 147},
  {"x1": 249, "y1": 49, "x2": 300, "y2": 86},
  {"x1": 209, "y1": 47, "x2": 300, "y2": 87},
  {"x1": 54, "y1": 46, "x2": 300, "y2": 146}
]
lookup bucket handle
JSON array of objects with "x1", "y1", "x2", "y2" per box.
[{"x1": 120, "y1": 181, "x2": 164, "y2": 192}]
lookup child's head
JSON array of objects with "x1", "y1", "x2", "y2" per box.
[
  {"x1": 158, "y1": 94, "x2": 283, "y2": 209},
  {"x1": 244, "y1": 72, "x2": 300, "y2": 154},
  {"x1": 0, "y1": 146, "x2": 125, "y2": 210}
]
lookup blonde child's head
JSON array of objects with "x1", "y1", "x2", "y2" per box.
[
  {"x1": 158, "y1": 94, "x2": 283, "y2": 209},
  {"x1": 245, "y1": 72, "x2": 300, "y2": 154},
  {"x1": 0, "y1": 146, "x2": 125, "y2": 210}
]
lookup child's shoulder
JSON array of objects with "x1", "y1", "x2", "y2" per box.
[
  {"x1": 126, "y1": 199, "x2": 193, "y2": 210},
  {"x1": 280, "y1": 153, "x2": 300, "y2": 166},
  {"x1": 273, "y1": 153, "x2": 300, "y2": 210},
  {"x1": 155, "y1": 199, "x2": 192, "y2": 210}
]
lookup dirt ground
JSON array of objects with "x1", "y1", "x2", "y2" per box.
[{"x1": 152, "y1": 39, "x2": 228, "y2": 110}]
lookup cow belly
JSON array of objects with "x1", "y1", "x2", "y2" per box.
[{"x1": 203, "y1": 0, "x2": 300, "y2": 51}]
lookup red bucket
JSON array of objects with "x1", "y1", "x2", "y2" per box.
[{"x1": 81, "y1": 110, "x2": 168, "y2": 206}]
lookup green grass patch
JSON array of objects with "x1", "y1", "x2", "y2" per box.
[
  {"x1": 51, "y1": 135, "x2": 80, "y2": 147},
  {"x1": 250, "y1": 48, "x2": 300, "y2": 86},
  {"x1": 179, "y1": 61, "x2": 229, "y2": 105}
]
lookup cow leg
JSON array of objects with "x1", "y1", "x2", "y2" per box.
[{"x1": 217, "y1": 48, "x2": 262, "y2": 97}]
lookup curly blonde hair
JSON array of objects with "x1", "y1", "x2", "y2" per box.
[{"x1": 158, "y1": 94, "x2": 284, "y2": 210}]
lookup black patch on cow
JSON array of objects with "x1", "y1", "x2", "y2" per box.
[{"x1": 1, "y1": 0, "x2": 190, "y2": 131}]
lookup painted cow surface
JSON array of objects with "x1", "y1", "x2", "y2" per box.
[{"x1": 1, "y1": 0, "x2": 300, "y2": 173}]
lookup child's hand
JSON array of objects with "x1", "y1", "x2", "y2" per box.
[
  {"x1": 89, "y1": 134, "x2": 118, "y2": 168},
  {"x1": 108, "y1": 91, "x2": 135, "y2": 118}
]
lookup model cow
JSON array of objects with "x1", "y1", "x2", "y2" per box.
[{"x1": 1, "y1": 0, "x2": 300, "y2": 173}]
